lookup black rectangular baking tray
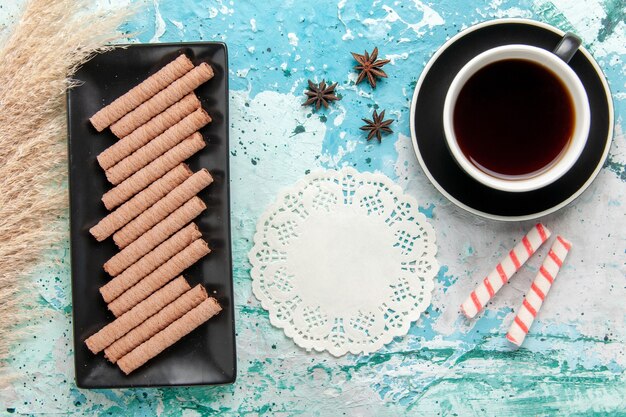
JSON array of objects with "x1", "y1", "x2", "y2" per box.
[{"x1": 67, "y1": 42, "x2": 236, "y2": 388}]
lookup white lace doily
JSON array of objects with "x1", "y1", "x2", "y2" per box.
[{"x1": 249, "y1": 168, "x2": 438, "y2": 356}]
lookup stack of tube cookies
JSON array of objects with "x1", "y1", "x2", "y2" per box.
[{"x1": 85, "y1": 53, "x2": 221, "y2": 375}]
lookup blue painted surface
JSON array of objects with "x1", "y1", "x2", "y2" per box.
[{"x1": 1, "y1": 0, "x2": 625, "y2": 415}]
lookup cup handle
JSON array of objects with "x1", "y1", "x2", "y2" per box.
[{"x1": 552, "y1": 32, "x2": 582, "y2": 63}]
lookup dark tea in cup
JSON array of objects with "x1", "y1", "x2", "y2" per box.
[
  {"x1": 453, "y1": 59, "x2": 574, "y2": 179},
  {"x1": 443, "y1": 43, "x2": 590, "y2": 192}
]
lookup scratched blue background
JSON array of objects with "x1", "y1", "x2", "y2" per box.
[{"x1": 1, "y1": 0, "x2": 625, "y2": 415}]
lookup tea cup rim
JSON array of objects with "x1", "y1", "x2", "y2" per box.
[{"x1": 442, "y1": 43, "x2": 591, "y2": 193}]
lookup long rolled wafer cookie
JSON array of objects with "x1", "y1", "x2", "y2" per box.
[
  {"x1": 110, "y1": 63, "x2": 214, "y2": 138},
  {"x1": 102, "y1": 133, "x2": 205, "y2": 210},
  {"x1": 108, "y1": 239, "x2": 210, "y2": 316},
  {"x1": 104, "y1": 196, "x2": 206, "y2": 277},
  {"x1": 118, "y1": 297, "x2": 221, "y2": 374},
  {"x1": 507, "y1": 236, "x2": 572, "y2": 347},
  {"x1": 90, "y1": 54, "x2": 194, "y2": 132},
  {"x1": 84, "y1": 277, "x2": 190, "y2": 354},
  {"x1": 100, "y1": 223, "x2": 202, "y2": 302},
  {"x1": 113, "y1": 169, "x2": 213, "y2": 248},
  {"x1": 106, "y1": 109, "x2": 211, "y2": 185},
  {"x1": 90, "y1": 164, "x2": 192, "y2": 241},
  {"x1": 461, "y1": 224, "x2": 551, "y2": 319},
  {"x1": 105, "y1": 285, "x2": 208, "y2": 363},
  {"x1": 97, "y1": 94, "x2": 201, "y2": 170}
]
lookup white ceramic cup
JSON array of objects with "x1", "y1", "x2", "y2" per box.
[{"x1": 443, "y1": 35, "x2": 590, "y2": 192}]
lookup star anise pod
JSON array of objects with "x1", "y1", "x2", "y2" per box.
[
  {"x1": 302, "y1": 80, "x2": 340, "y2": 110},
  {"x1": 360, "y1": 109, "x2": 393, "y2": 142},
  {"x1": 351, "y1": 47, "x2": 390, "y2": 88}
]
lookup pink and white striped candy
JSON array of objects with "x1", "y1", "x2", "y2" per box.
[
  {"x1": 506, "y1": 236, "x2": 572, "y2": 347},
  {"x1": 460, "y1": 223, "x2": 551, "y2": 319}
]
